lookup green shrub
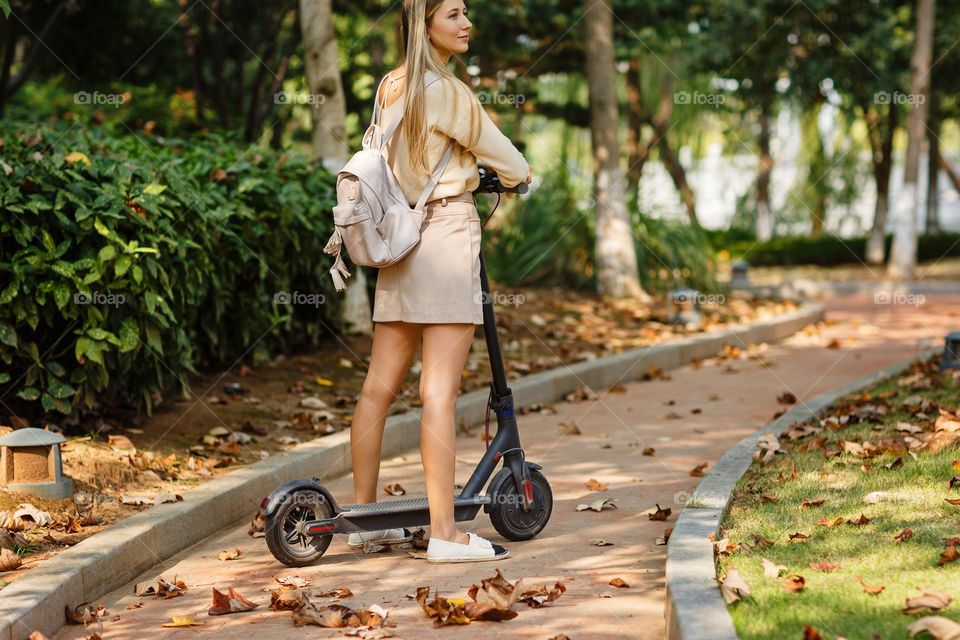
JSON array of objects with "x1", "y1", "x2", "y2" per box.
[
  {"x1": 709, "y1": 231, "x2": 960, "y2": 267},
  {"x1": 0, "y1": 120, "x2": 339, "y2": 418}
]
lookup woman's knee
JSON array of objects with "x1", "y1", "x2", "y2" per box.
[
  {"x1": 418, "y1": 380, "x2": 458, "y2": 413},
  {"x1": 360, "y1": 377, "x2": 400, "y2": 408}
]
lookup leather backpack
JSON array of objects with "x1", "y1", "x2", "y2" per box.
[{"x1": 323, "y1": 71, "x2": 454, "y2": 292}]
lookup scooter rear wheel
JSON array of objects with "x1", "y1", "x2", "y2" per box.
[
  {"x1": 489, "y1": 469, "x2": 553, "y2": 541},
  {"x1": 265, "y1": 490, "x2": 333, "y2": 567}
]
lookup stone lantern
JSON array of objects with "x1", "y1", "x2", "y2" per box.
[
  {"x1": 669, "y1": 289, "x2": 704, "y2": 328},
  {"x1": 942, "y1": 332, "x2": 960, "y2": 372},
  {"x1": 0, "y1": 427, "x2": 73, "y2": 499},
  {"x1": 731, "y1": 261, "x2": 751, "y2": 289}
]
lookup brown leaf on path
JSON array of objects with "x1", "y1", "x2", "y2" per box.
[
  {"x1": 800, "y1": 497, "x2": 826, "y2": 509},
  {"x1": 789, "y1": 532, "x2": 811, "y2": 542},
  {"x1": 248, "y1": 511, "x2": 266, "y2": 537},
  {"x1": 384, "y1": 483, "x2": 406, "y2": 496},
  {"x1": 648, "y1": 504, "x2": 672, "y2": 521},
  {"x1": 907, "y1": 616, "x2": 960, "y2": 639},
  {"x1": 466, "y1": 567, "x2": 521, "y2": 610},
  {"x1": 902, "y1": 589, "x2": 954, "y2": 615},
  {"x1": 642, "y1": 447, "x2": 655, "y2": 456},
  {"x1": 656, "y1": 528, "x2": 673, "y2": 546},
  {"x1": 134, "y1": 575, "x2": 187, "y2": 599},
  {"x1": 719, "y1": 569, "x2": 751, "y2": 605},
  {"x1": 761, "y1": 558, "x2": 786, "y2": 577},
  {"x1": 314, "y1": 587, "x2": 354, "y2": 598},
  {"x1": 689, "y1": 463, "x2": 708, "y2": 477},
  {"x1": 585, "y1": 478, "x2": 608, "y2": 492},
  {"x1": 65, "y1": 602, "x2": 106, "y2": 624},
  {"x1": 855, "y1": 576, "x2": 885, "y2": 595},
  {"x1": 161, "y1": 614, "x2": 205, "y2": 627},
  {"x1": 809, "y1": 561, "x2": 840, "y2": 572},
  {"x1": 218, "y1": 548, "x2": 241, "y2": 561},
  {"x1": 274, "y1": 576, "x2": 311, "y2": 588},
  {"x1": 589, "y1": 538, "x2": 614, "y2": 546},
  {"x1": 608, "y1": 577, "x2": 630, "y2": 588},
  {"x1": 847, "y1": 514, "x2": 871, "y2": 526},
  {"x1": 576, "y1": 498, "x2": 617, "y2": 512},
  {"x1": 777, "y1": 391, "x2": 797, "y2": 405},
  {"x1": 779, "y1": 574, "x2": 806, "y2": 592},
  {"x1": 748, "y1": 534, "x2": 775, "y2": 549},
  {"x1": 208, "y1": 587, "x2": 258, "y2": 615},
  {"x1": 270, "y1": 587, "x2": 304, "y2": 611},
  {"x1": 896, "y1": 528, "x2": 914, "y2": 543},
  {"x1": 559, "y1": 422, "x2": 582, "y2": 435},
  {"x1": 714, "y1": 538, "x2": 739, "y2": 556},
  {"x1": 516, "y1": 581, "x2": 566, "y2": 607}
]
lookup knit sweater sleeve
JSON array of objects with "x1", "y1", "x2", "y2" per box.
[{"x1": 433, "y1": 79, "x2": 529, "y2": 188}]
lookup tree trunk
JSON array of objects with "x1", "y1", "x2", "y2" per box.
[
  {"x1": 178, "y1": 0, "x2": 208, "y2": 124},
  {"x1": 889, "y1": 0, "x2": 935, "y2": 280},
  {"x1": 625, "y1": 57, "x2": 645, "y2": 207},
  {"x1": 0, "y1": 0, "x2": 69, "y2": 114},
  {"x1": 208, "y1": 0, "x2": 230, "y2": 128},
  {"x1": 583, "y1": 0, "x2": 645, "y2": 300},
  {"x1": 865, "y1": 104, "x2": 896, "y2": 264},
  {"x1": 925, "y1": 88, "x2": 940, "y2": 234},
  {"x1": 300, "y1": 0, "x2": 370, "y2": 334},
  {"x1": 755, "y1": 105, "x2": 774, "y2": 241}
]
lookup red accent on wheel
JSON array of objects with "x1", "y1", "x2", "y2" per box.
[
  {"x1": 307, "y1": 524, "x2": 335, "y2": 535},
  {"x1": 523, "y1": 480, "x2": 534, "y2": 502}
]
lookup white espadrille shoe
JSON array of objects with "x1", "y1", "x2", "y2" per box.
[
  {"x1": 426, "y1": 532, "x2": 509, "y2": 563},
  {"x1": 347, "y1": 527, "x2": 413, "y2": 548}
]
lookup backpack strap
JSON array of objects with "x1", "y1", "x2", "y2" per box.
[
  {"x1": 379, "y1": 71, "x2": 442, "y2": 150},
  {"x1": 414, "y1": 142, "x2": 455, "y2": 212}
]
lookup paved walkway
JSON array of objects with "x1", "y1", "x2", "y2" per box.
[{"x1": 55, "y1": 294, "x2": 960, "y2": 640}]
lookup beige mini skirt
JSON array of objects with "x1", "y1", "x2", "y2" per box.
[{"x1": 372, "y1": 196, "x2": 483, "y2": 325}]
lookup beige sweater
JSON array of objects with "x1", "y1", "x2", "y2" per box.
[{"x1": 377, "y1": 73, "x2": 529, "y2": 207}]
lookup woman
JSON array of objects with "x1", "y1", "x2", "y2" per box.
[{"x1": 346, "y1": 0, "x2": 531, "y2": 562}]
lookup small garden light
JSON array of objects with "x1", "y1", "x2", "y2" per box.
[
  {"x1": 731, "y1": 260, "x2": 751, "y2": 289},
  {"x1": 0, "y1": 427, "x2": 73, "y2": 499},
  {"x1": 941, "y1": 331, "x2": 960, "y2": 372},
  {"x1": 670, "y1": 289, "x2": 704, "y2": 327}
]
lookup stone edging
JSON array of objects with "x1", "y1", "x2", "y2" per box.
[
  {"x1": 0, "y1": 303, "x2": 825, "y2": 640},
  {"x1": 664, "y1": 347, "x2": 941, "y2": 640}
]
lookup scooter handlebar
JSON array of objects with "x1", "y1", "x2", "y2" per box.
[{"x1": 474, "y1": 167, "x2": 529, "y2": 195}]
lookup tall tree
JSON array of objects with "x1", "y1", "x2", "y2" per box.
[
  {"x1": 583, "y1": 0, "x2": 644, "y2": 299},
  {"x1": 301, "y1": 0, "x2": 371, "y2": 335},
  {"x1": 889, "y1": 0, "x2": 935, "y2": 279}
]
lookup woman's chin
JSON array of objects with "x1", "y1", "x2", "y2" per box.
[{"x1": 455, "y1": 40, "x2": 470, "y2": 53}]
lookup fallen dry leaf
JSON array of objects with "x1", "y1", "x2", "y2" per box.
[
  {"x1": 589, "y1": 538, "x2": 614, "y2": 546},
  {"x1": 760, "y1": 495, "x2": 779, "y2": 504},
  {"x1": 218, "y1": 548, "x2": 242, "y2": 561},
  {"x1": 585, "y1": 478, "x2": 608, "y2": 492},
  {"x1": 642, "y1": 447, "x2": 655, "y2": 456},
  {"x1": 761, "y1": 558, "x2": 786, "y2": 577},
  {"x1": 809, "y1": 561, "x2": 840, "y2": 572},
  {"x1": 65, "y1": 602, "x2": 106, "y2": 624},
  {"x1": 161, "y1": 614, "x2": 205, "y2": 627},
  {"x1": 937, "y1": 542, "x2": 959, "y2": 567},
  {"x1": 648, "y1": 504, "x2": 672, "y2": 521},
  {"x1": 0, "y1": 548, "x2": 22, "y2": 572},
  {"x1": 384, "y1": 484, "x2": 406, "y2": 496},
  {"x1": 689, "y1": 463, "x2": 708, "y2": 477},
  {"x1": 314, "y1": 586, "x2": 354, "y2": 598},
  {"x1": 855, "y1": 576, "x2": 885, "y2": 595},
  {"x1": 208, "y1": 587, "x2": 258, "y2": 615},
  {"x1": 789, "y1": 532, "x2": 811, "y2": 542},
  {"x1": 608, "y1": 577, "x2": 630, "y2": 588},
  {"x1": 816, "y1": 516, "x2": 845, "y2": 528},
  {"x1": 270, "y1": 587, "x2": 304, "y2": 611},
  {"x1": 719, "y1": 569, "x2": 751, "y2": 605},
  {"x1": 903, "y1": 589, "x2": 954, "y2": 615},
  {"x1": 779, "y1": 574, "x2": 806, "y2": 592},
  {"x1": 576, "y1": 498, "x2": 617, "y2": 512},
  {"x1": 655, "y1": 528, "x2": 672, "y2": 546},
  {"x1": 847, "y1": 514, "x2": 871, "y2": 526},
  {"x1": 896, "y1": 528, "x2": 914, "y2": 544},
  {"x1": 907, "y1": 616, "x2": 960, "y2": 639},
  {"x1": 800, "y1": 497, "x2": 826, "y2": 509}
]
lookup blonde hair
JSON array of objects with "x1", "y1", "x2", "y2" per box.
[{"x1": 391, "y1": 0, "x2": 481, "y2": 177}]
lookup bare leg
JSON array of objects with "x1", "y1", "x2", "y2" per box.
[
  {"x1": 419, "y1": 323, "x2": 476, "y2": 544},
  {"x1": 351, "y1": 321, "x2": 423, "y2": 504}
]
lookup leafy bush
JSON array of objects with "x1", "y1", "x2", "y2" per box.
[
  {"x1": 0, "y1": 120, "x2": 339, "y2": 418},
  {"x1": 707, "y1": 231, "x2": 960, "y2": 267},
  {"x1": 486, "y1": 156, "x2": 718, "y2": 295}
]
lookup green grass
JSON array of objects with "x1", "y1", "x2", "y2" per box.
[{"x1": 718, "y1": 360, "x2": 960, "y2": 639}]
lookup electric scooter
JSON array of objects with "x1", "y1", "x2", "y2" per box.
[{"x1": 259, "y1": 168, "x2": 553, "y2": 567}]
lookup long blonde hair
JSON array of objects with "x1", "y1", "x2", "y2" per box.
[{"x1": 395, "y1": 0, "x2": 481, "y2": 177}]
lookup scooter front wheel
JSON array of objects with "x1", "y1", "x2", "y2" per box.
[
  {"x1": 265, "y1": 489, "x2": 333, "y2": 567},
  {"x1": 489, "y1": 469, "x2": 553, "y2": 541}
]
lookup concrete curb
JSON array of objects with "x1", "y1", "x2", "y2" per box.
[
  {"x1": 663, "y1": 346, "x2": 941, "y2": 640},
  {"x1": 0, "y1": 303, "x2": 825, "y2": 640}
]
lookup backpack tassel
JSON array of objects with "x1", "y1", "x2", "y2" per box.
[{"x1": 324, "y1": 228, "x2": 352, "y2": 292}]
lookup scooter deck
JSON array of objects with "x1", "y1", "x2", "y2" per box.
[{"x1": 338, "y1": 494, "x2": 490, "y2": 518}]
